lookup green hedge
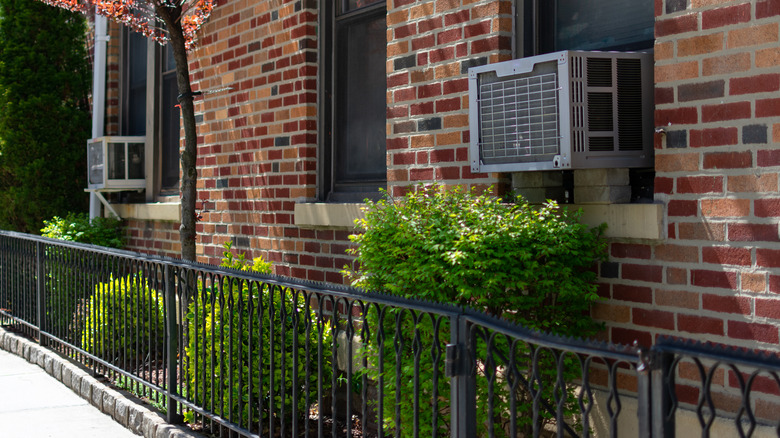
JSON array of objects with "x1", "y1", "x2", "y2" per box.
[
  {"x1": 41, "y1": 212, "x2": 124, "y2": 249},
  {"x1": 184, "y1": 244, "x2": 333, "y2": 429},
  {"x1": 345, "y1": 185, "x2": 607, "y2": 436},
  {"x1": 41, "y1": 212, "x2": 124, "y2": 339},
  {"x1": 80, "y1": 274, "x2": 165, "y2": 364}
]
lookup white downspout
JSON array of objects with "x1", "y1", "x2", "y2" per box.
[{"x1": 89, "y1": 13, "x2": 108, "y2": 220}]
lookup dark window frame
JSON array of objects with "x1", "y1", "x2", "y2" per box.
[{"x1": 319, "y1": 1, "x2": 387, "y2": 203}]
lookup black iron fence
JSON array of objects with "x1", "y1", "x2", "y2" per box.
[{"x1": 0, "y1": 230, "x2": 778, "y2": 437}]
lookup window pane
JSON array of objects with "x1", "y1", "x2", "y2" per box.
[
  {"x1": 164, "y1": 43, "x2": 176, "y2": 73},
  {"x1": 125, "y1": 30, "x2": 147, "y2": 136},
  {"x1": 127, "y1": 143, "x2": 145, "y2": 179},
  {"x1": 161, "y1": 71, "x2": 180, "y2": 190},
  {"x1": 551, "y1": 0, "x2": 654, "y2": 52},
  {"x1": 334, "y1": 9, "x2": 386, "y2": 188},
  {"x1": 108, "y1": 142, "x2": 126, "y2": 180},
  {"x1": 342, "y1": 0, "x2": 384, "y2": 13}
]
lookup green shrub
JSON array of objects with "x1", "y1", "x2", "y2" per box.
[
  {"x1": 41, "y1": 212, "x2": 124, "y2": 249},
  {"x1": 183, "y1": 243, "x2": 333, "y2": 430},
  {"x1": 41, "y1": 213, "x2": 124, "y2": 340},
  {"x1": 80, "y1": 274, "x2": 166, "y2": 364},
  {"x1": 345, "y1": 184, "x2": 607, "y2": 436}
]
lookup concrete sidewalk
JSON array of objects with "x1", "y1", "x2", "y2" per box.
[
  {"x1": 0, "y1": 347, "x2": 138, "y2": 438},
  {"x1": 0, "y1": 328, "x2": 203, "y2": 438}
]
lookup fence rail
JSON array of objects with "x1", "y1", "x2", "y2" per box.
[{"x1": 0, "y1": 230, "x2": 778, "y2": 437}]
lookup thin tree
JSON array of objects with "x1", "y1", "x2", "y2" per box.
[{"x1": 38, "y1": 0, "x2": 216, "y2": 261}]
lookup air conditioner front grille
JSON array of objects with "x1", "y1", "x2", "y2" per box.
[{"x1": 478, "y1": 72, "x2": 560, "y2": 163}]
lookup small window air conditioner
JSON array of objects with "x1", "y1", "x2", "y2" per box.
[
  {"x1": 468, "y1": 50, "x2": 653, "y2": 173},
  {"x1": 87, "y1": 136, "x2": 146, "y2": 190}
]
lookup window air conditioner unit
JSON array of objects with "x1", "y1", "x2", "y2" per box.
[
  {"x1": 468, "y1": 50, "x2": 653, "y2": 173},
  {"x1": 87, "y1": 136, "x2": 146, "y2": 190}
]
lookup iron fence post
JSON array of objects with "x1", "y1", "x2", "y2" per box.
[
  {"x1": 448, "y1": 313, "x2": 475, "y2": 438},
  {"x1": 36, "y1": 241, "x2": 46, "y2": 346},
  {"x1": 652, "y1": 348, "x2": 675, "y2": 438},
  {"x1": 165, "y1": 263, "x2": 182, "y2": 424},
  {"x1": 638, "y1": 346, "x2": 676, "y2": 438},
  {"x1": 637, "y1": 347, "x2": 653, "y2": 438}
]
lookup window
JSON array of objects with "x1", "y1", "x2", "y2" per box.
[
  {"x1": 119, "y1": 28, "x2": 180, "y2": 200},
  {"x1": 160, "y1": 45, "x2": 180, "y2": 193},
  {"x1": 518, "y1": 0, "x2": 654, "y2": 57},
  {"x1": 121, "y1": 30, "x2": 147, "y2": 136},
  {"x1": 320, "y1": 0, "x2": 387, "y2": 202}
]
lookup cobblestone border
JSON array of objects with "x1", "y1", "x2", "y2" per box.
[{"x1": 0, "y1": 327, "x2": 206, "y2": 438}]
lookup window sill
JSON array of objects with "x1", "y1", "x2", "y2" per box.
[
  {"x1": 294, "y1": 202, "x2": 663, "y2": 240},
  {"x1": 111, "y1": 202, "x2": 180, "y2": 222},
  {"x1": 294, "y1": 203, "x2": 365, "y2": 228},
  {"x1": 568, "y1": 203, "x2": 663, "y2": 240}
]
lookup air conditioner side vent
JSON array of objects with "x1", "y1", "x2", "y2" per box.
[
  {"x1": 571, "y1": 55, "x2": 583, "y2": 81},
  {"x1": 573, "y1": 131, "x2": 585, "y2": 153},
  {"x1": 617, "y1": 58, "x2": 644, "y2": 151},
  {"x1": 589, "y1": 136, "x2": 615, "y2": 152},
  {"x1": 587, "y1": 92, "x2": 615, "y2": 133},
  {"x1": 587, "y1": 57, "x2": 613, "y2": 87}
]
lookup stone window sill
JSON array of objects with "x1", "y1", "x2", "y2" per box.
[
  {"x1": 294, "y1": 202, "x2": 664, "y2": 240},
  {"x1": 111, "y1": 202, "x2": 180, "y2": 222}
]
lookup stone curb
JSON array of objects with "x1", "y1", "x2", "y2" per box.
[{"x1": 0, "y1": 327, "x2": 206, "y2": 438}]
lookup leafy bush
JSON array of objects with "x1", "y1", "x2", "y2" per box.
[
  {"x1": 184, "y1": 243, "x2": 333, "y2": 430},
  {"x1": 80, "y1": 274, "x2": 166, "y2": 364},
  {"x1": 345, "y1": 184, "x2": 607, "y2": 436},
  {"x1": 41, "y1": 212, "x2": 124, "y2": 249},
  {"x1": 41, "y1": 213, "x2": 124, "y2": 339}
]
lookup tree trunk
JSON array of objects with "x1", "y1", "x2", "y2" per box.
[{"x1": 160, "y1": 7, "x2": 197, "y2": 261}]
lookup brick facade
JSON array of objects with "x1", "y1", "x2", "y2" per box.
[
  {"x1": 105, "y1": 0, "x2": 780, "y2": 353},
  {"x1": 608, "y1": 0, "x2": 780, "y2": 351}
]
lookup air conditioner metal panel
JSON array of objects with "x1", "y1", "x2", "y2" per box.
[
  {"x1": 469, "y1": 50, "x2": 653, "y2": 173},
  {"x1": 87, "y1": 136, "x2": 146, "y2": 190}
]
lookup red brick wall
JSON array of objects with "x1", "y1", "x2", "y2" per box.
[
  {"x1": 183, "y1": 0, "x2": 353, "y2": 281},
  {"x1": 125, "y1": 219, "x2": 181, "y2": 256},
  {"x1": 593, "y1": 0, "x2": 780, "y2": 351},
  {"x1": 385, "y1": 0, "x2": 509, "y2": 197}
]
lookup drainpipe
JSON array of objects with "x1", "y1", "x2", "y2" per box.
[{"x1": 89, "y1": 13, "x2": 108, "y2": 220}]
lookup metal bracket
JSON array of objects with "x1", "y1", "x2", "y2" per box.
[{"x1": 84, "y1": 189, "x2": 121, "y2": 219}]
